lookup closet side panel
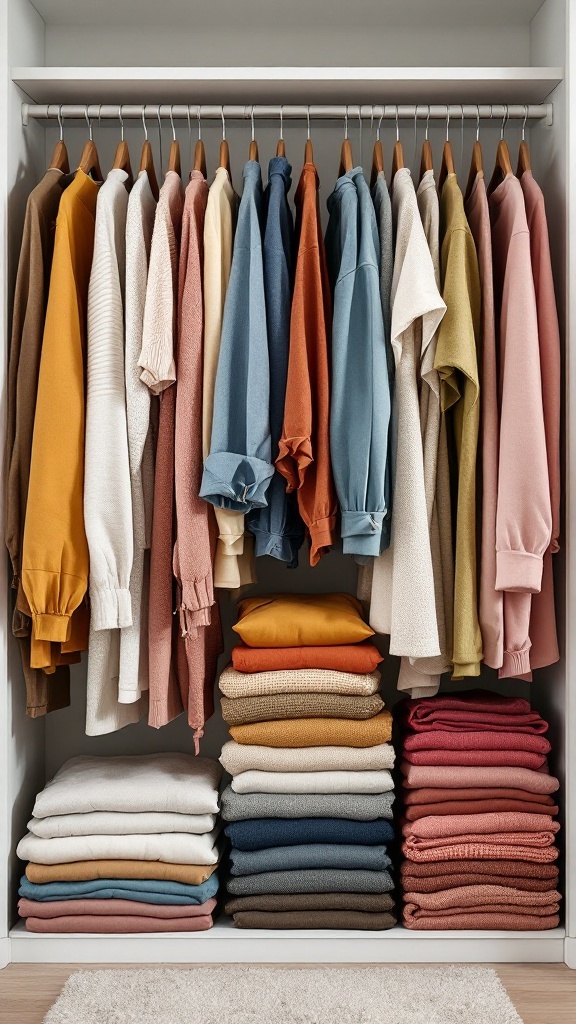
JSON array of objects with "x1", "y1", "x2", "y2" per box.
[{"x1": 3, "y1": 0, "x2": 47, "y2": 950}]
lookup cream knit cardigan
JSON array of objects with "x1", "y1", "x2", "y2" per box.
[
  {"x1": 368, "y1": 168, "x2": 445, "y2": 660},
  {"x1": 203, "y1": 167, "x2": 255, "y2": 589}
]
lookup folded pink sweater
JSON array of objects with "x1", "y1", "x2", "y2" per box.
[
  {"x1": 402, "y1": 749, "x2": 547, "y2": 769},
  {"x1": 18, "y1": 897, "x2": 217, "y2": 919},
  {"x1": 24, "y1": 914, "x2": 213, "y2": 933},
  {"x1": 403, "y1": 908, "x2": 559, "y2": 930},
  {"x1": 402, "y1": 693, "x2": 548, "y2": 733},
  {"x1": 402, "y1": 836, "x2": 559, "y2": 864},
  {"x1": 403, "y1": 730, "x2": 550, "y2": 754},
  {"x1": 402, "y1": 811, "x2": 559, "y2": 839},
  {"x1": 405, "y1": 799, "x2": 559, "y2": 821},
  {"x1": 401, "y1": 764, "x2": 559, "y2": 794},
  {"x1": 403, "y1": 786, "x2": 556, "y2": 806},
  {"x1": 403, "y1": 883, "x2": 561, "y2": 911}
]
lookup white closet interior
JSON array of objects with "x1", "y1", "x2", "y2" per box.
[{"x1": 1, "y1": 0, "x2": 575, "y2": 967}]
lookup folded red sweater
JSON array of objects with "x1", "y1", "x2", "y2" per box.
[
  {"x1": 404, "y1": 799, "x2": 559, "y2": 821},
  {"x1": 403, "y1": 730, "x2": 550, "y2": 754},
  {"x1": 402, "y1": 786, "x2": 556, "y2": 806},
  {"x1": 400, "y1": 692, "x2": 548, "y2": 734},
  {"x1": 402, "y1": 748, "x2": 547, "y2": 769}
]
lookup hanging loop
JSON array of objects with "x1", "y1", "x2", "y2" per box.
[
  {"x1": 344, "y1": 104, "x2": 348, "y2": 140},
  {"x1": 57, "y1": 104, "x2": 64, "y2": 142},
  {"x1": 522, "y1": 103, "x2": 528, "y2": 141},
  {"x1": 118, "y1": 104, "x2": 124, "y2": 142},
  {"x1": 84, "y1": 106, "x2": 93, "y2": 141},
  {"x1": 141, "y1": 105, "x2": 148, "y2": 140},
  {"x1": 169, "y1": 105, "x2": 176, "y2": 141},
  {"x1": 425, "y1": 104, "x2": 430, "y2": 141},
  {"x1": 221, "y1": 105, "x2": 226, "y2": 141}
]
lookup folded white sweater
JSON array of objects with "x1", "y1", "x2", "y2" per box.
[
  {"x1": 17, "y1": 827, "x2": 221, "y2": 866},
  {"x1": 231, "y1": 770, "x2": 394, "y2": 795},
  {"x1": 220, "y1": 741, "x2": 395, "y2": 776},
  {"x1": 33, "y1": 754, "x2": 222, "y2": 818},
  {"x1": 28, "y1": 811, "x2": 216, "y2": 839},
  {"x1": 219, "y1": 666, "x2": 381, "y2": 698}
]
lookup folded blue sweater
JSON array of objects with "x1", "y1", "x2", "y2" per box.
[
  {"x1": 229, "y1": 842, "x2": 392, "y2": 876},
  {"x1": 224, "y1": 817, "x2": 394, "y2": 852},
  {"x1": 18, "y1": 873, "x2": 219, "y2": 906}
]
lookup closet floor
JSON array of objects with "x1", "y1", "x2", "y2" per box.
[{"x1": 0, "y1": 962, "x2": 574, "y2": 1023}]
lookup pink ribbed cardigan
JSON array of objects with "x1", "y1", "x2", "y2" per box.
[{"x1": 488, "y1": 174, "x2": 552, "y2": 677}]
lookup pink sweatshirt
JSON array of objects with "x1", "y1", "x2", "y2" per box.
[
  {"x1": 489, "y1": 174, "x2": 552, "y2": 677},
  {"x1": 521, "y1": 171, "x2": 561, "y2": 672},
  {"x1": 466, "y1": 173, "x2": 503, "y2": 669}
]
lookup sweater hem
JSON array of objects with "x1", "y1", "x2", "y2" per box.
[{"x1": 496, "y1": 550, "x2": 544, "y2": 593}]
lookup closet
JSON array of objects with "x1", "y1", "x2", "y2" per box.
[{"x1": 1, "y1": 0, "x2": 575, "y2": 967}]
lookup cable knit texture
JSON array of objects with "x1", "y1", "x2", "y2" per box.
[
  {"x1": 219, "y1": 740, "x2": 395, "y2": 775},
  {"x1": 218, "y1": 665, "x2": 381, "y2": 698},
  {"x1": 368, "y1": 168, "x2": 445, "y2": 659}
]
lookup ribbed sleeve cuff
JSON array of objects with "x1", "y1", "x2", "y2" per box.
[
  {"x1": 309, "y1": 514, "x2": 337, "y2": 567},
  {"x1": 90, "y1": 586, "x2": 133, "y2": 631},
  {"x1": 341, "y1": 511, "x2": 385, "y2": 557},
  {"x1": 200, "y1": 453, "x2": 275, "y2": 512},
  {"x1": 33, "y1": 613, "x2": 71, "y2": 643},
  {"x1": 138, "y1": 362, "x2": 176, "y2": 395},
  {"x1": 496, "y1": 550, "x2": 543, "y2": 593},
  {"x1": 248, "y1": 525, "x2": 302, "y2": 566},
  {"x1": 499, "y1": 644, "x2": 532, "y2": 678}
]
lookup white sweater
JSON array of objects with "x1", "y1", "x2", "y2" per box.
[{"x1": 369, "y1": 168, "x2": 445, "y2": 660}]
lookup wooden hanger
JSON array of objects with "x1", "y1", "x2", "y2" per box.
[
  {"x1": 167, "y1": 108, "x2": 181, "y2": 176},
  {"x1": 138, "y1": 110, "x2": 159, "y2": 200},
  {"x1": 248, "y1": 107, "x2": 259, "y2": 162},
  {"x1": 417, "y1": 107, "x2": 433, "y2": 183},
  {"x1": 303, "y1": 108, "x2": 313, "y2": 163},
  {"x1": 218, "y1": 107, "x2": 232, "y2": 183},
  {"x1": 517, "y1": 107, "x2": 531, "y2": 177},
  {"x1": 370, "y1": 110, "x2": 384, "y2": 188},
  {"x1": 112, "y1": 108, "x2": 133, "y2": 187},
  {"x1": 438, "y1": 140, "x2": 456, "y2": 190},
  {"x1": 390, "y1": 107, "x2": 404, "y2": 182},
  {"x1": 488, "y1": 107, "x2": 513, "y2": 192},
  {"x1": 464, "y1": 140, "x2": 484, "y2": 201},
  {"x1": 79, "y1": 109, "x2": 103, "y2": 181},
  {"x1": 338, "y1": 107, "x2": 353, "y2": 176},
  {"x1": 48, "y1": 107, "x2": 70, "y2": 174},
  {"x1": 194, "y1": 139, "x2": 207, "y2": 176},
  {"x1": 276, "y1": 109, "x2": 286, "y2": 157}
]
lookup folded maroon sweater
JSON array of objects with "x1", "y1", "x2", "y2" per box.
[
  {"x1": 402, "y1": 749, "x2": 547, "y2": 769},
  {"x1": 400, "y1": 858, "x2": 559, "y2": 880},
  {"x1": 18, "y1": 897, "x2": 217, "y2": 920},
  {"x1": 401, "y1": 872, "x2": 559, "y2": 893},
  {"x1": 403, "y1": 730, "x2": 551, "y2": 754},
  {"x1": 404, "y1": 799, "x2": 559, "y2": 821},
  {"x1": 401, "y1": 692, "x2": 548, "y2": 734},
  {"x1": 402, "y1": 786, "x2": 556, "y2": 807}
]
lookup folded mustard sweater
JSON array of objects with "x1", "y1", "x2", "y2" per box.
[{"x1": 229, "y1": 711, "x2": 392, "y2": 748}]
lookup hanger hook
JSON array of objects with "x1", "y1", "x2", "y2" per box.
[
  {"x1": 84, "y1": 106, "x2": 93, "y2": 142},
  {"x1": 57, "y1": 104, "x2": 64, "y2": 142},
  {"x1": 169, "y1": 105, "x2": 176, "y2": 142},
  {"x1": 377, "y1": 104, "x2": 384, "y2": 142},
  {"x1": 141, "y1": 105, "x2": 148, "y2": 141},
  {"x1": 425, "y1": 103, "x2": 430, "y2": 142},
  {"x1": 221, "y1": 105, "x2": 226, "y2": 141},
  {"x1": 196, "y1": 104, "x2": 201, "y2": 141},
  {"x1": 118, "y1": 104, "x2": 124, "y2": 142},
  {"x1": 344, "y1": 104, "x2": 348, "y2": 141},
  {"x1": 501, "y1": 104, "x2": 508, "y2": 140},
  {"x1": 476, "y1": 104, "x2": 480, "y2": 142},
  {"x1": 251, "y1": 105, "x2": 255, "y2": 142},
  {"x1": 306, "y1": 105, "x2": 311, "y2": 141},
  {"x1": 522, "y1": 103, "x2": 528, "y2": 142},
  {"x1": 446, "y1": 105, "x2": 450, "y2": 143},
  {"x1": 395, "y1": 105, "x2": 400, "y2": 143},
  {"x1": 157, "y1": 106, "x2": 163, "y2": 171},
  {"x1": 279, "y1": 105, "x2": 284, "y2": 141}
]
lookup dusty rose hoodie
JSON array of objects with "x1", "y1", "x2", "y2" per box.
[{"x1": 489, "y1": 173, "x2": 552, "y2": 677}]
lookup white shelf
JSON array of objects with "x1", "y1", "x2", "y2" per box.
[
  {"x1": 12, "y1": 66, "x2": 564, "y2": 105},
  {"x1": 9, "y1": 920, "x2": 566, "y2": 964}
]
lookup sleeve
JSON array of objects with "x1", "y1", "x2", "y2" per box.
[
  {"x1": 138, "y1": 208, "x2": 177, "y2": 394},
  {"x1": 84, "y1": 190, "x2": 134, "y2": 631}
]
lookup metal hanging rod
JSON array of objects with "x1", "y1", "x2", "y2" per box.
[{"x1": 21, "y1": 102, "x2": 553, "y2": 127}]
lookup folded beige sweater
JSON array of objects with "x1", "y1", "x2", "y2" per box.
[
  {"x1": 221, "y1": 692, "x2": 385, "y2": 726},
  {"x1": 231, "y1": 769, "x2": 394, "y2": 795},
  {"x1": 219, "y1": 666, "x2": 381, "y2": 698},
  {"x1": 220, "y1": 740, "x2": 395, "y2": 775}
]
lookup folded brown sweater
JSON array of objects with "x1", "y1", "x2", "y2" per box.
[
  {"x1": 404, "y1": 799, "x2": 559, "y2": 821},
  {"x1": 225, "y1": 892, "x2": 395, "y2": 914},
  {"x1": 400, "y1": 858, "x2": 559, "y2": 880},
  {"x1": 230, "y1": 712, "x2": 392, "y2": 748},
  {"x1": 401, "y1": 873, "x2": 559, "y2": 893},
  {"x1": 402, "y1": 787, "x2": 556, "y2": 807},
  {"x1": 403, "y1": 884, "x2": 561, "y2": 911},
  {"x1": 221, "y1": 692, "x2": 385, "y2": 726},
  {"x1": 231, "y1": 910, "x2": 397, "y2": 930},
  {"x1": 402, "y1": 909, "x2": 559, "y2": 930},
  {"x1": 26, "y1": 860, "x2": 218, "y2": 885}
]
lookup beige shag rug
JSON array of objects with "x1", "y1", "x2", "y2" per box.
[{"x1": 43, "y1": 965, "x2": 524, "y2": 1023}]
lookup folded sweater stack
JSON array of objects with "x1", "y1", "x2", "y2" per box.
[
  {"x1": 17, "y1": 754, "x2": 222, "y2": 933},
  {"x1": 220, "y1": 593, "x2": 397, "y2": 930},
  {"x1": 398, "y1": 692, "x2": 561, "y2": 930}
]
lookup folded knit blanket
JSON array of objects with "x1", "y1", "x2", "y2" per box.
[
  {"x1": 227, "y1": 867, "x2": 394, "y2": 896},
  {"x1": 18, "y1": 896, "x2": 218, "y2": 919},
  {"x1": 225, "y1": 892, "x2": 395, "y2": 914},
  {"x1": 230, "y1": 910, "x2": 396, "y2": 930},
  {"x1": 230, "y1": 712, "x2": 392, "y2": 748},
  {"x1": 220, "y1": 741, "x2": 395, "y2": 775},
  {"x1": 402, "y1": 812, "x2": 560, "y2": 839},
  {"x1": 231, "y1": 644, "x2": 383, "y2": 674},
  {"x1": 25, "y1": 860, "x2": 218, "y2": 885},
  {"x1": 402, "y1": 786, "x2": 556, "y2": 806},
  {"x1": 402, "y1": 749, "x2": 547, "y2": 769},
  {"x1": 28, "y1": 811, "x2": 217, "y2": 839},
  {"x1": 17, "y1": 828, "x2": 221, "y2": 866},
  {"x1": 403, "y1": 730, "x2": 551, "y2": 754},
  {"x1": 19, "y1": 872, "x2": 220, "y2": 905},
  {"x1": 225, "y1": 817, "x2": 395, "y2": 851},
  {"x1": 401, "y1": 693, "x2": 548, "y2": 734},
  {"x1": 402, "y1": 909, "x2": 559, "y2": 930},
  {"x1": 221, "y1": 787, "x2": 394, "y2": 822},
  {"x1": 33, "y1": 754, "x2": 222, "y2": 818},
  {"x1": 401, "y1": 873, "x2": 559, "y2": 894},
  {"x1": 231, "y1": 769, "x2": 394, "y2": 795},
  {"x1": 222, "y1": 692, "x2": 385, "y2": 726},
  {"x1": 405, "y1": 799, "x2": 559, "y2": 821},
  {"x1": 401, "y1": 764, "x2": 559, "y2": 794},
  {"x1": 402, "y1": 837, "x2": 559, "y2": 864},
  {"x1": 399, "y1": 858, "x2": 559, "y2": 880},
  {"x1": 23, "y1": 914, "x2": 214, "y2": 934},
  {"x1": 229, "y1": 843, "x2": 391, "y2": 876},
  {"x1": 219, "y1": 666, "x2": 382, "y2": 698}
]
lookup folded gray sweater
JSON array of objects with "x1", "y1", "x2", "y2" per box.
[
  {"x1": 220, "y1": 787, "x2": 394, "y2": 823},
  {"x1": 229, "y1": 843, "x2": 392, "y2": 876},
  {"x1": 226, "y1": 867, "x2": 395, "y2": 896}
]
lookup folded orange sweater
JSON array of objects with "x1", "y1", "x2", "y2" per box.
[
  {"x1": 230, "y1": 711, "x2": 392, "y2": 748},
  {"x1": 26, "y1": 860, "x2": 218, "y2": 885},
  {"x1": 231, "y1": 644, "x2": 383, "y2": 674}
]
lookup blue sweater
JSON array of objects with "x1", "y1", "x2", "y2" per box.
[{"x1": 19, "y1": 872, "x2": 220, "y2": 905}]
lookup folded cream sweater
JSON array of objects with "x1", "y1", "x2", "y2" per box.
[
  {"x1": 28, "y1": 810, "x2": 216, "y2": 839},
  {"x1": 220, "y1": 740, "x2": 395, "y2": 775},
  {"x1": 17, "y1": 828, "x2": 221, "y2": 866},
  {"x1": 231, "y1": 769, "x2": 393, "y2": 795},
  {"x1": 219, "y1": 665, "x2": 381, "y2": 698}
]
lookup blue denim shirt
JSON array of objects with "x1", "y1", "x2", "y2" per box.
[
  {"x1": 372, "y1": 171, "x2": 395, "y2": 552},
  {"x1": 248, "y1": 157, "x2": 305, "y2": 564},
  {"x1": 200, "y1": 161, "x2": 274, "y2": 513},
  {"x1": 325, "y1": 167, "x2": 391, "y2": 557}
]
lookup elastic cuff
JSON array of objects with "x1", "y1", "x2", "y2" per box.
[
  {"x1": 200, "y1": 453, "x2": 275, "y2": 512},
  {"x1": 248, "y1": 525, "x2": 303, "y2": 565},
  {"x1": 33, "y1": 613, "x2": 71, "y2": 643},
  {"x1": 496, "y1": 550, "x2": 543, "y2": 593},
  {"x1": 341, "y1": 510, "x2": 385, "y2": 556},
  {"x1": 180, "y1": 576, "x2": 214, "y2": 616},
  {"x1": 90, "y1": 586, "x2": 132, "y2": 631},
  {"x1": 499, "y1": 644, "x2": 532, "y2": 678},
  {"x1": 309, "y1": 514, "x2": 337, "y2": 567}
]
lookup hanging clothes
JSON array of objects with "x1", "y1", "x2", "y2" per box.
[
  {"x1": 489, "y1": 173, "x2": 551, "y2": 678},
  {"x1": 142, "y1": 170, "x2": 185, "y2": 729},
  {"x1": 466, "y1": 171, "x2": 502, "y2": 671},
  {"x1": 276, "y1": 160, "x2": 338, "y2": 565},
  {"x1": 22, "y1": 169, "x2": 99, "y2": 653},
  {"x1": 203, "y1": 166, "x2": 255, "y2": 590},
  {"x1": 247, "y1": 156, "x2": 305, "y2": 565},
  {"x1": 368, "y1": 167, "x2": 444, "y2": 662},
  {"x1": 396, "y1": 168, "x2": 453, "y2": 697},
  {"x1": 325, "y1": 167, "x2": 390, "y2": 558},
  {"x1": 520, "y1": 170, "x2": 561, "y2": 672},
  {"x1": 435, "y1": 173, "x2": 482, "y2": 679},
  {"x1": 5, "y1": 167, "x2": 72, "y2": 715}
]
